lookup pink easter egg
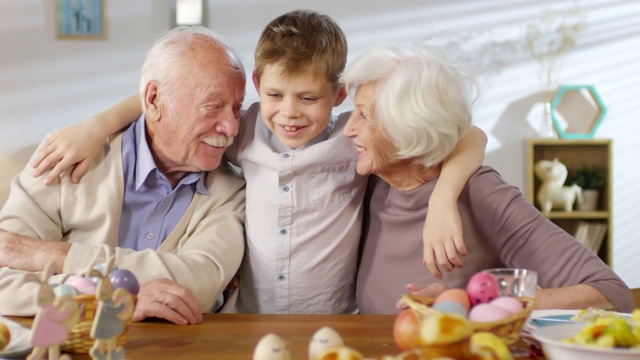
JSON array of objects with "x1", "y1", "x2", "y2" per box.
[
  {"x1": 466, "y1": 272, "x2": 499, "y2": 306},
  {"x1": 68, "y1": 276, "x2": 97, "y2": 295},
  {"x1": 468, "y1": 303, "x2": 510, "y2": 322},
  {"x1": 490, "y1": 296, "x2": 523, "y2": 315}
]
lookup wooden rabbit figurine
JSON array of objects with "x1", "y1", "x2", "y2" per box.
[
  {"x1": 27, "y1": 262, "x2": 80, "y2": 360},
  {"x1": 88, "y1": 255, "x2": 135, "y2": 360}
]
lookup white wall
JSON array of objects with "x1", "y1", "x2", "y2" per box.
[{"x1": 2, "y1": 0, "x2": 639, "y2": 286}]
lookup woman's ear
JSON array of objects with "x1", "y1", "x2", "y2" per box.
[
  {"x1": 334, "y1": 85, "x2": 348, "y2": 107},
  {"x1": 252, "y1": 71, "x2": 260, "y2": 93},
  {"x1": 143, "y1": 81, "x2": 161, "y2": 122}
]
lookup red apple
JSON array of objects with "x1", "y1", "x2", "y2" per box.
[{"x1": 393, "y1": 309, "x2": 420, "y2": 351}]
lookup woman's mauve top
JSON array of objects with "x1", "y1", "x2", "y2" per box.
[{"x1": 357, "y1": 166, "x2": 633, "y2": 314}]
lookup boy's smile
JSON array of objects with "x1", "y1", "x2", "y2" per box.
[{"x1": 254, "y1": 63, "x2": 346, "y2": 149}]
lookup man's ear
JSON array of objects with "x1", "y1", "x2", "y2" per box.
[
  {"x1": 143, "y1": 81, "x2": 161, "y2": 122},
  {"x1": 252, "y1": 71, "x2": 260, "y2": 93},
  {"x1": 334, "y1": 84, "x2": 348, "y2": 107}
]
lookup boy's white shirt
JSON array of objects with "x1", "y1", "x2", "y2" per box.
[{"x1": 222, "y1": 102, "x2": 367, "y2": 314}]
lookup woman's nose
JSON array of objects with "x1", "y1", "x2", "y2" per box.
[{"x1": 344, "y1": 113, "x2": 357, "y2": 137}]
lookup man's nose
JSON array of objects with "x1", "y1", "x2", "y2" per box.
[{"x1": 215, "y1": 108, "x2": 239, "y2": 137}]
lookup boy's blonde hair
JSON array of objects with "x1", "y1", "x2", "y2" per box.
[{"x1": 254, "y1": 9, "x2": 347, "y2": 87}]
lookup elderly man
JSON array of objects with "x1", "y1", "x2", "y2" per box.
[{"x1": 0, "y1": 26, "x2": 246, "y2": 325}]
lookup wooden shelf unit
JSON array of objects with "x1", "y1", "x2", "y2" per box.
[{"x1": 525, "y1": 139, "x2": 613, "y2": 265}]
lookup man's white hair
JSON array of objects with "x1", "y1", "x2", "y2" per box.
[{"x1": 139, "y1": 26, "x2": 244, "y2": 110}]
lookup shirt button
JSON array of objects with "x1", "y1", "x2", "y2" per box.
[
  {"x1": 277, "y1": 274, "x2": 285, "y2": 281},
  {"x1": 146, "y1": 233, "x2": 154, "y2": 239},
  {"x1": 282, "y1": 185, "x2": 289, "y2": 192},
  {"x1": 279, "y1": 228, "x2": 287, "y2": 235},
  {"x1": 282, "y1": 153, "x2": 290, "y2": 158}
]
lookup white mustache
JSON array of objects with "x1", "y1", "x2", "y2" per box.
[{"x1": 203, "y1": 135, "x2": 234, "y2": 148}]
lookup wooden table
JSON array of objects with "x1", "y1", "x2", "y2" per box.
[
  {"x1": 11, "y1": 290, "x2": 640, "y2": 359},
  {"x1": 60, "y1": 289, "x2": 639, "y2": 359},
  {"x1": 61, "y1": 313, "x2": 535, "y2": 360}
]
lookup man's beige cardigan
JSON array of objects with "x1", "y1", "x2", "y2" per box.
[{"x1": 0, "y1": 131, "x2": 246, "y2": 316}]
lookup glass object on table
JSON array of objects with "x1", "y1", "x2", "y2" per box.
[
  {"x1": 483, "y1": 268, "x2": 537, "y2": 298},
  {"x1": 483, "y1": 268, "x2": 538, "y2": 358}
]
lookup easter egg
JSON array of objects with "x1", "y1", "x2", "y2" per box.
[
  {"x1": 68, "y1": 276, "x2": 97, "y2": 295},
  {"x1": 434, "y1": 288, "x2": 471, "y2": 311},
  {"x1": 393, "y1": 309, "x2": 420, "y2": 351},
  {"x1": 108, "y1": 269, "x2": 140, "y2": 295},
  {"x1": 253, "y1": 333, "x2": 291, "y2": 360},
  {"x1": 52, "y1": 284, "x2": 79, "y2": 298},
  {"x1": 466, "y1": 272, "x2": 499, "y2": 306},
  {"x1": 431, "y1": 301, "x2": 468, "y2": 318},
  {"x1": 309, "y1": 327, "x2": 344, "y2": 360},
  {"x1": 93, "y1": 261, "x2": 117, "y2": 276},
  {"x1": 468, "y1": 303, "x2": 510, "y2": 322},
  {"x1": 490, "y1": 296, "x2": 523, "y2": 315}
]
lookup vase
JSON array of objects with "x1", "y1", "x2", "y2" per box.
[
  {"x1": 577, "y1": 189, "x2": 599, "y2": 211},
  {"x1": 540, "y1": 101, "x2": 558, "y2": 139}
]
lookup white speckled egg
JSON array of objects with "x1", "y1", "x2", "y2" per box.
[
  {"x1": 308, "y1": 326, "x2": 344, "y2": 360},
  {"x1": 253, "y1": 333, "x2": 291, "y2": 360}
]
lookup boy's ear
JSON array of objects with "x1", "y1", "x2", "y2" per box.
[
  {"x1": 143, "y1": 81, "x2": 161, "y2": 122},
  {"x1": 252, "y1": 71, "x2": 260, "y2": 93},
  {"x1": 334, "y1": 85, "x2": 348, "y2": 107}
]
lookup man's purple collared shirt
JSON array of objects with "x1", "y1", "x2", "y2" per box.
[{"x1": 117, "y1": 115, "x2": 209, "y2": 250}]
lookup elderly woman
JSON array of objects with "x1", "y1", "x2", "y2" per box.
[{"x1": 341, "y1": 46, "x2": 634, "y2": 314}]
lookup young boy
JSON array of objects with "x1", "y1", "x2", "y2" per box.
[{"x1": 31, "y1": 10, "x2": 486, "y2": 313}]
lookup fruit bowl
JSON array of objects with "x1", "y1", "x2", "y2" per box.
[
  {"x1": 402, "y1": 294, "x2": 535, "y2": 346},
  {"x1": 532, "y1": 322, "x2": 640, "y2": 360}
]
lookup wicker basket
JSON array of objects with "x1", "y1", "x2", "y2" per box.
[
  {"x1": 402, "y1": 294, "x2": 535, "y2": 346},
  {"x1": 61, "y1": 294, "x2": 132, "y2": 354}
]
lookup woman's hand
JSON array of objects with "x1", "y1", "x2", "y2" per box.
[
  {"x1": 422, "y1": 193, "x2": 467, "y2": 279},
  {"x1": 31, "y1": 120, "x2": 103, "y2": 185},
  {"x1": 395, "y1": 283, "x2": 450, "y2": 310}
]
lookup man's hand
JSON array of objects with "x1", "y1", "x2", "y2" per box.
[
  {"x1": 395, "y1": 283, "x2": 450, "y2": 310},
  {"x1": 133, "y1": 278, "x2": 203, "y2": 325},
  {"x1": 0, "y1": 229, "x2": 70, "y2": 273}
]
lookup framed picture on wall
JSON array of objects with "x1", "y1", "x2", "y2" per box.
[{"x1": 56, "y1": 0, "x2": 107, "y2": 40}]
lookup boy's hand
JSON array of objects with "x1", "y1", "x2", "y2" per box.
[
  {"x1": 395, "y1": 283, "x2": 449, "y2": 310},
  {"x1": 422, "y1": 196, "x2": 467, "y2": 279},
  {"x1": 31, "y1": 121, "x2": 102, "y2": 185},
  {"x1": 225, "y1": 273, "x2": 240, "y2": 291}
]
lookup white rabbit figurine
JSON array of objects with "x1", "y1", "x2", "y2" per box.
[{"x1": 534, "y1": 158, "x2": 583, "y2": 214}]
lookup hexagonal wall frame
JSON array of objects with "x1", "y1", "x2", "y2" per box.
[{"x1": 550, "y1": 84, "x2": 607, "y2": 139}]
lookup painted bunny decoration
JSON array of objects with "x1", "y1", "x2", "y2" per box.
[
  {"x1": 27, "y1": 262, "x2": 80, "y2": 360},
  {"x1": 88, "y1": 254, "x2": 135, "y2": 360}
]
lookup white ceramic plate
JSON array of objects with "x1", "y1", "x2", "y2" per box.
[
  {"x1": 531, "y1": 322, "x2": 640, "y2": 360},
  {"x1": 523, "y1": 309, "x2": 582, "y2": 334},
  {"x1": 0, "y1": 316, "x2": 32, "y2": 359}
]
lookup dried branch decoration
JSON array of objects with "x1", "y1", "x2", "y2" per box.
[{"x1": 525, "y1": 6, "x2": 588, "y2": 94}]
